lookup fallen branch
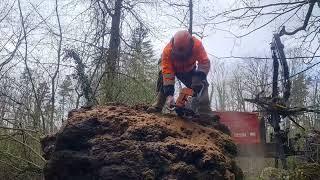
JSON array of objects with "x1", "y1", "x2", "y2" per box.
[
  {"x1": 287, "y1": 116, "x2": 305, "y2": 131},
  {"x1": 245, "y1": 97, "x2": 320, "y2": 116}
]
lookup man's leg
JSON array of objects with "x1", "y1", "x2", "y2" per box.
[
  {"x1": 175, "y1": 71, "x2": 193, "y2": 88},
  {"x1": 191, "y1": 75, "x2": 212, "y2": 116},
  {"x1": 147, "y1": 71, "x2": 167, "y2": 113}
]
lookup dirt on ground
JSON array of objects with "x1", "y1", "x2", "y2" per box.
[{"x1": 41, "y1": 103, "x2": 243, "y2": 180}]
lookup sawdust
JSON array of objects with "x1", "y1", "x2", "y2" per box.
[{"x1": 41, "y1": 103, "x2": 243, "y2": 180}]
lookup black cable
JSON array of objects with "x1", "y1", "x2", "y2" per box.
[
  {"x1": 209, "y1": 54, "x2": 320, "y2": 60},
  {"x1": 260, "y1": 60, "x2": 320, "y2": 87},
  {"x1": 207, "y1": 52, "x2": 320, "y2": 86}
]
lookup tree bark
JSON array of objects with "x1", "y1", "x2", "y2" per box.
[
  {"x1": 50, "y1": 0, "x2": 63, "y2": 132},
  {"x1": 188, "y1": 0, "x2": 193, "y2": 34},
  {"x1": 18, "y1": 0, "x2": 46, "y2": 133},
  {"x1": 106, "y1": 0, "x2": 123, "y2": 80}
]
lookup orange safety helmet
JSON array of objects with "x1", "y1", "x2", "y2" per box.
[{"x1": 171, "y1": 30, "x2": 194, "y2": 60}]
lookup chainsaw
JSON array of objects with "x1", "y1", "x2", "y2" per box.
[{"x1": 166, "y1": 82, "x2": 205, "y2": 118}]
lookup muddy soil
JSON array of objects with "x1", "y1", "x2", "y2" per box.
[{"x1": 41, "y1": 104, "x2": 243, "y2": 180}]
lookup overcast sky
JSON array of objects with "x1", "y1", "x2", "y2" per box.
[
  {"x1": 6, "y1": 0, "x2": 320, "y2": 75},
  {"x1": 138, "y1": 0, "x2": 276, "y2": 71},
  {"x1": 144, "y1": 0, "x2": 319, "y2": 66}
]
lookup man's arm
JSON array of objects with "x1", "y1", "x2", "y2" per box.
[
  {"x1": 161, "y1": 45, "x2": 175, "y2": 96},
  {"x1": 195, "y1": 39, "x2": 210, "y2": 75},
  {"x1": 194, "y1": 39, "x2": 210, "y2": 80}
]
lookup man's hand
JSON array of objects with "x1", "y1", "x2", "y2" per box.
[{"x1": 166, "y1": 95, "x2": 175, "y2": 109}]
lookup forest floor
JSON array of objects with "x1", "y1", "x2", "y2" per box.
[
  {"x1": 41, "y1": 103, "x2": 243, "y2": 180},
  {"x1": 237, "y1": 156, "x2": 320, "y2": 179}
]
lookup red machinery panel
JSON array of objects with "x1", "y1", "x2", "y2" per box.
[{"x1": 215, "y1": 112, "x2": 261, "y2": 144}]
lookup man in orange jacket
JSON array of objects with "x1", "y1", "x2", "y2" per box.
[{"x1": 147, "y1": 30, "x2": 211, "y2": 115}]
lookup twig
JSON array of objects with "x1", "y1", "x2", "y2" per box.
[
  {"x1": 280, "y1": 0, "x2": 317, "y2": 36},
  {"x1": 8, "y1": 135, "x2": 45, "y2": 162},
  {"x1": 0, "y1": 150, "x2": 42, "y2": 170},
  {"x1": 0, "y1": 159, "x2": 22, "y2": 172},
  {"x1": 162, "y1": 0, "x2": 188, "y2": 7},
  {"x1": 288, "y1": 116, "x2": 305, "y2": 130},
  {"x1": 93, "y1": 71, "x2": 149, "y2": 98},
  {"x1": 0, "y1": 126, "x2": 38, "y2": 133},
  {"x1": 18, "y1": 0, "x2": 46, "y2": 133}
]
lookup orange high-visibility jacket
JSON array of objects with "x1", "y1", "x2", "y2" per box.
[{"x1": 161, "y1": 37, "x2": 210, "y2": 86}]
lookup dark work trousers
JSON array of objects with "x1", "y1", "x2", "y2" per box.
[{"x1": 156, "y1": 69, "x2": 195, "y2": 92}]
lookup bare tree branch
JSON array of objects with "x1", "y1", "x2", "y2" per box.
[
  {"x1": 17, "y1": 0, "x2": 46, "y2": 132},
  {"x1": 280, "y1": 0, "x2": 317, "y2": 36}
]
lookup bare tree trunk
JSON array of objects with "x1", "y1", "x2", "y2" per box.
[
  {"x1": 103, "y1": 0, "x2": 123, "y2": 102},
  {"x1": 50, "y1": 0, "x2": 63, "y2": 132},
  {"x1": 216, "y1": 84, "x2": 226, "y2": 111},
  {"x1": 106, "y1": 0, "x2": 123, "y2": 80},
  {"x1": 209, "y1": 82, "x2": 214, "y2": 105},
  {"x1": 188, "y1": 0, "x2": 193, "y2": 34},
  {"x1": 314, "y1": 81, "x2": 320, "y2": 129},
  {"x1": 75, "y1": 88, "x2": 82, "y2": 109},
  {"x1": 18, "y1": 0, "x2": 46, "y2": 133}
]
